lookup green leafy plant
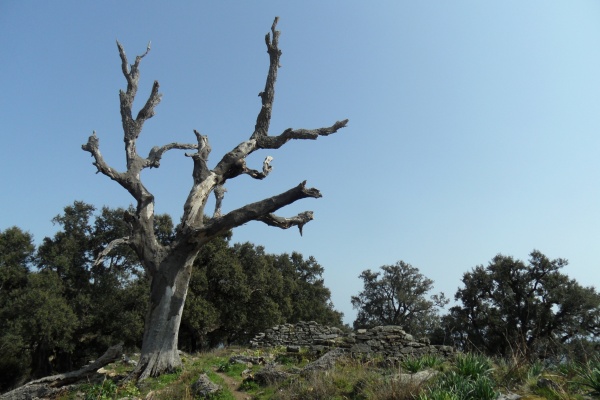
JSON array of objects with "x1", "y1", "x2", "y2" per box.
[
  {"x1": 420, "y1": 354, "x2": 443, "y2": 369},
  {"x1": 416, "y1": 389, "x2": 460, "y2": 400},
  {"x1": 575, "y1": 360, "x2": 600, "y2": 394},
  {"x1": 401, "y1": 356, "x2": 425, "y2": 373},
  {"x1": 216, "y1": 361, "x2": 232, "y2": 373},
  {"x1": 454, "y1": 353, "x2": 493, "y2": 379},
  {"x1": 83, "y1": 378, "x2": 118, "y2": 400},
  {"x1": 527, "y1": 360, "x2": 545, "y2": 379}
]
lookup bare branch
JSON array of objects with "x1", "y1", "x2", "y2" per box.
[
  {"x1": 93, "y1": 237, "x2": 130, "y2": 267},
  {"x1": 185, "y1": 130, "x2": 212, "y2": 183},
  {"x1": 239, "y1": 155, "x2": 274, "y2": 180},
  {"x1": 136, "y1": 80, "x2": 162, "y2": 121},
  {"x1": 200, "y1": 180, "x2": 322, "y2": 239},
  {"x1": 116, "y1": 41, "x2": 132, "y2": 86},
  {"x1": 251, "y1": 16, "x2": 281, "y2": 140},
  {"x1": 258, "y1": 119, "x2": 349, "y2": 149},
  {"x1": 81, "y1": 132, "x2": 124, "y2": 182},
  {"x1": 213, "y1": 185, "x2": 227, "y2": 218},
  {"x1": 116, "y1": 41, "x2": 162, "y2": 169},
  {"x1": 209, "y1": 16, "x2": 347, "y2": 184},
  {"x1": 146, "y1": 141, "x2": 198, "y2": 168},
  {"x1": 258, "y1": 211, "x2": 314, "y2": 236}
]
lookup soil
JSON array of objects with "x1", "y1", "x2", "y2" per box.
[{"x1": 215, "y1": 370, "x2": 251, "y2": 400}]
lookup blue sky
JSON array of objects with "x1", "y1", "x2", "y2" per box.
[{"x1": 1, "y1": 1, "x2": 599, "y2": 324}]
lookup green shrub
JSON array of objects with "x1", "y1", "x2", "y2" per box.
[
  {"x1": 420, "y1": 354, "x2": 443, "y2": 369},
  {"x1": 575, "y1": 359, "x2": 600, "y2": 394},
  {"x1": 83, "y1": 379, "x2": 118, "y2": 400},
  {"x1": 454, "y1": 353, "x2": 493, "y2": 379},
  {"x1": 401, "y1": 357, "x2": 425, "y2": 373}
]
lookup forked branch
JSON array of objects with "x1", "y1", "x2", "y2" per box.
[{"x1": 200, "y1": 181, "x2": 322, "y2": 240}]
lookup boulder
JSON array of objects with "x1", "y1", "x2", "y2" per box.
[{"x1": 190, "y1": 374, "x2": 221, "y2": 399}]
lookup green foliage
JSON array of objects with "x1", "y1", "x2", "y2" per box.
[
  {"x1": 528, "y1": 360, "x2": 545, "y2": 379},
  {"x1": 181, "y1": 239, "x2": 343, "y2": 351},
  {"x1": 445, "y1": 250, "x2": 600, "y2": 359},
  {"x1": 574, "y1": 359, "x2": 600, "y2": 394},
  {"x1": 351, "y1": 261, "x2": 448, "y2": 336},
  {"x1": 401, "y1": 357, "x2": 425, "y2": 373},
  {"x1": 81, "y1": 378, "x2": 141, "y2": 400},
  {"x1": 454, "y1": 353, "x2": 494, "y2": 379},
  {"x1": 0, "y1": 202, "x2": 344, "y2": 388},
  {"x1": 425, "y1": 371, "x2": 498, "y2": 400},
  {"x1": 35, "y1": 348, "x2": 600, "y2": 400},
  {"x1": 420, "y1": 354, "x2": 443, "y2": 369},
  {"x1": 271, "y1": 252, "x2": 344, "y2": 326},
  {"x1": 0, "y1": 226, "x2": 36, "y2": 390},
  {"x1": 239, "y1": 379, "x2": 259, "y2": 391},
  {"x1": 416, "y1": 391, "x2": 459, "y2": 400},
  {"x1": 417, "y1": 354, "x2": 497, "y2": 400},
  {"x1": 83, "y1": 379, "x2": 118, "y2": 400}
]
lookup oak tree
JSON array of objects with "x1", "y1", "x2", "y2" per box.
[
  {"x1": 82, "y1": 18, "x2": 347, "y2": 379},
  {"x1": 445, "y1": 250, "x2": 600, "y2": 359},
  {"x1": 351, "y1": 261, "x2": 448, "y2": 336}
]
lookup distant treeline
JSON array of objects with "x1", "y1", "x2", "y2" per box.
[{"x1": 2, "y1": 201, "x2": 599, "y2": 393}]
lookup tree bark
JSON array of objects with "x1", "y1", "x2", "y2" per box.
[{"x1": 131, "y1": 255, "x2": 194, "y2": 380}]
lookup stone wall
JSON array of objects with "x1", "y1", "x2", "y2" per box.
[{"x1": 250, "y1": 321, "x2": 454, "y2": 360}]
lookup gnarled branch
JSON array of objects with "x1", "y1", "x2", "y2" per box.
[
  {"x1": 200, "y1": 181, "x2": 321, "y2": 240},
  {"x1": 81, "y1": 131, "x2": 124, "y2": 182},
  {"x1": 258, "y1": 119, "x2": 349, "y2": 149},
  {"x1": 147, "y1": 142, "x2": 198, "y2": 168},
  {"x1": 252, "y1": 16, "x2": 281, "y2": 140},
  {"x1": 258, "y1": 211, "x2": 314, "y2": 236}
]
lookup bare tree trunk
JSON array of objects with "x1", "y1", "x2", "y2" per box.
[{"x1": 132, "y1": 257, "x2": 194, "y2": 380}]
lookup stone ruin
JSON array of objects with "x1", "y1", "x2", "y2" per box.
[{"x1": 250, "y1": 321, "x2": 454, "y2": 360}]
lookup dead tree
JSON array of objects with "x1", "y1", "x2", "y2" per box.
[{"x1": 81, "y1": 17, "x2": 347, "y2": 380}]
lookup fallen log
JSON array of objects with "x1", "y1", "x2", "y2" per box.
[{"x1": 0, "y1": 343, "x2": 123, "y2": 400}]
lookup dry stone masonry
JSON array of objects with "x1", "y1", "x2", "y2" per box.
[{"x1": 250, "y1": 321, "x2": 454, "y2": 360}]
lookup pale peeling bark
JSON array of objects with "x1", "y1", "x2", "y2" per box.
[{"x1": 82, "y1": 17, "x2": 347, "y2": 380}]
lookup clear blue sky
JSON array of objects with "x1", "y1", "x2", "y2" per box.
[{"x1": 2, "y1": 2, "x2": 599, "y2": 324}]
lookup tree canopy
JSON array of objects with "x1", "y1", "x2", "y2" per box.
[
  {"x1": 351, "y1": 261, "x2": 448, "y2": 337},
  {"x1": 445, "y1": 250, "x2": 600, "y2": 359}
]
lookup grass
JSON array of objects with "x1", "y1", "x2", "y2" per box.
[
  {"x1": 574, "y1": 359, "x2": 600, "y2": 395},
  {"x1": 55, "y1": 347, "x2": 600, "y2": 400}
]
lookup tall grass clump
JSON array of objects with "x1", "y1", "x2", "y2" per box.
[
  {"x1": 420, "y1": 354, "x2": 443, "y2": 369},
  {"x1": 401, "y1": 357, "x2": 425, "y2": 373},
  {"x1": 574, "y1": 359, "x2": 600, "y2": 395},
  {"x1": 418, "y1": 353, "x2": 497, "y2": 400},
  {"x1": 454, "y1": 353, "x2": 494, "y2": 379},
  {"x1": 421, "y1": 371, "x2": 497, "y2": 400}
]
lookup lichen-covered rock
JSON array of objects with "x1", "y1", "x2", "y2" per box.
[
  {"x1": 191, "y1": 374, "x2": 221, "y2": 399},
  {"x1": 252, "y1": 364, "x2": 291, "y2": 385},
  {"x1": 301, "y1": 348, "x2": 346, "y2": 375}
]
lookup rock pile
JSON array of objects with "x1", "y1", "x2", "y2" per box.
[
  {"x1": 250, "y1": 321, "x2": 343, "y2": 348},
  {"x1": 250, "y1": 322, "x2": 454, "y2": 360}
]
